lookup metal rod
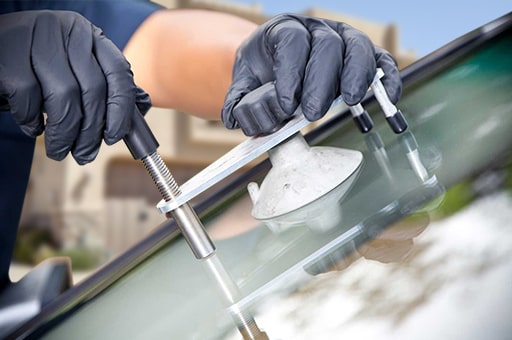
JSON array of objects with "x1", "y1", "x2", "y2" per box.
[{"x1": 141, "y1": 152, "x2": 215, "y2": 259}]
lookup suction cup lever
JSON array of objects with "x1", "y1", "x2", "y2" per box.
[{"x1": 124, "y1": 109, "x2": 215, "y2": 259}]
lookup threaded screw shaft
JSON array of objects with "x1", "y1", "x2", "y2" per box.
[{"x1": 141, "y1": 152, "x2": 181, "y2": 202}]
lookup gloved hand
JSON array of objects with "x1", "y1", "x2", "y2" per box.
[
  {"x1": 0, "y1": 10, "x2": 151, "y2": 165},
  {"x1": 222, "y1": 14, "x2": 402, "y2": 136}
]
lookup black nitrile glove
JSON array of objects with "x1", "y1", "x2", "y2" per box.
[
  {"x1": 0, "y1": 10, "x2": 151, "y2": 165},
  {"x1": 222, "y1": 14, "x2": 402, "y2": 136}
]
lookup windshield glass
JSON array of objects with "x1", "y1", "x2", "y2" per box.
[{"x1": 32, "y1": 19, "x2": 512, "y2": 340}]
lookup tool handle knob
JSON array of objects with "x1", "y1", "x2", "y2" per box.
[{"x1": 124, "y1": 108, "x2": 160, "y2": 160}]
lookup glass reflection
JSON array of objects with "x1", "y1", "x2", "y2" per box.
[
  {"x1": 202, "y1": 255, "x2": 269, "y2": 340},
  {"x1": 304, "y1": 130, "x2": 444, "y2": 276},
  {"x1": 208, "y1": 129, "x2": 446, "y2": 339}
]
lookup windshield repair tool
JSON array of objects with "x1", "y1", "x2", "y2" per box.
[
  {"x1": 156, "y1": 69, "x2": 404, "y2": 216},
  {"x1": 124, "y1": 71, "x2": 404, "y2": 249},
  {"x1": 126, "y1": 68, "x2": 405, "y2": 339},
  {"x1": 157, "y1": 68, "x2": 407, "y2": 224},
  {"x1": 125, "y1": 69, "x2": 405, "y2": 252},
  {"x1": 247, "y1": 69, "x2": 406, "y2": 222}
]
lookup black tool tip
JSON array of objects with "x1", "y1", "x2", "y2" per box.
[
  {"x1": 386, "y1": 110, "x2": 408, "y2": 134},
  {"x1": 353, "y1": 111, "x2": 374, "y2": 133}
]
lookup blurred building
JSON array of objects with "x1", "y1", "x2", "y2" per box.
[{"x1": 19, "y1": 0, "x2": 417, "y2": 259}]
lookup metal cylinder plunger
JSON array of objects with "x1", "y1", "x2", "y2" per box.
[{"x1": 141, "y1": 152, "x2": 215, "y2": 259}]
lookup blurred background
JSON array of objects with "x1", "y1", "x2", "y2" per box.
[
  {"x1": 11, "y1": 0, "x2": 511, "y2": 281},
  {"x1": 229, "y1": 0, "x2": 511, "y2": 58}
]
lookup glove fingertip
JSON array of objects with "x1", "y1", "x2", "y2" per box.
[
  {"x1": 301, "y1": 99, "x2": 328, "y2": 122},
  {"x1": 389, "y1": 89, "x2": 401, "y2": 104},
  {"x1": 135, "y1": 86, "x2": 152, "y2": 115},
  {"x1": 278, "y1": 96, "x2": 299, "y2": 116},
  {"x1": 380, "y1": 79, "x2": 402, "y2": 104},
  {"x1": 19, "y1": 121, "x2": 44, "y2": 138},
  {"x1": 221, "y1": 99, "x2": 241, "y2": 129},
  {"x1": 341, "y1": 70, "x2": 372, "y2": 106},
  {"x1": 45, "y1": 149, "x2": 67, "y2": 162},
  {"x1": 104, "y1": 133, "x2": 122, "y2": 146},
  {"x1": 104, "y1": 98, "x2": 135, "y2": 146},
  {"x1": 73, "y1": 149, "x2": 99, "y2": 165},
  {"x1": 104, "y1": 123, "x2": 129, "y2": 145},
  {"x1": 342, "y1": 91, "x2": 365, "y2": 107}
]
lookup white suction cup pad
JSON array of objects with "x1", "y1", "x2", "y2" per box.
[{"x1": 248, "y1": 133, "x2": 363, "y2": 220}]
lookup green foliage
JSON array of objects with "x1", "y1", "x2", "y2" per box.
[
  {"x1": 13, "y1": 228, "x2": 55, "y2": 264},
  {"x1": 13, "y1": 228, "x2": 100, "y2": 270},
  {"x1": 55, "y1": 247, "x2": 100, "y2": 270},
  {"x1": 431, "y1": 181, "x2": 475, "y2": 219}
]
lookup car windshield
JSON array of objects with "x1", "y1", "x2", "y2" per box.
[{"x1": 13, "y1": 13, "x2": 512, "y2": 340}]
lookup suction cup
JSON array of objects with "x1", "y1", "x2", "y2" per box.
[{"x1": 247, "y1": 133, "x2": 363, "y2": 230}]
